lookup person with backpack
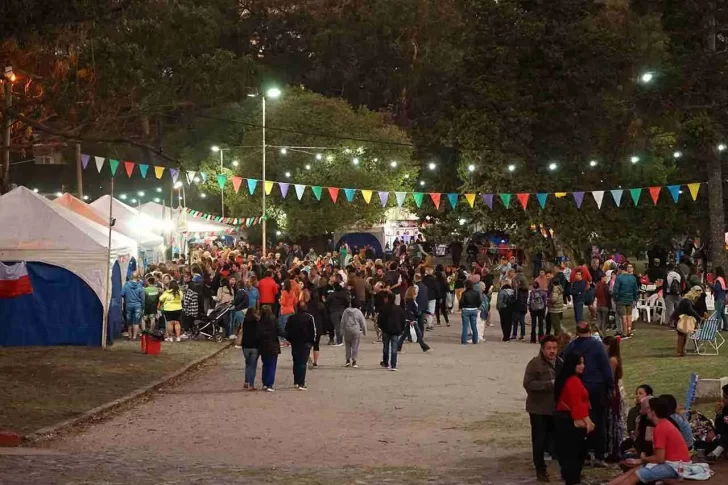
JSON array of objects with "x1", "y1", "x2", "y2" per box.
[
  {"x1": 529, "y1": 281, "x2": 548, "y2": 343},
  {"x1": 497, "y1": 280, "x2": 516, "y2": 342},
  {"x1": 663, "y1": 264, "x2": 682, "y2": 327}
]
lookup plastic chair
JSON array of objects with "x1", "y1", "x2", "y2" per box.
[
  {"x1": 637, "y1": 293, "x2": 660, "y2": 322},
  {"x1": 705, "y1": 291, "x2": 715, "y2": 312},
  {"x1": 687, "y1": 312, "x2": 725, "y2": 356}
]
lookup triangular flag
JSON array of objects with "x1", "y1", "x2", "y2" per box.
[
  {"x1": 536, "y1": 193, "x2": 548, "y2": 209},
  {"x1": 344, "y1": 188, "x2": 356, "y2": 202},
  {"x1": 378, "y1": 191, "x2": 389, "y2": 207},
  {"x1": 311, "y1": 186, "x2": 322, "y2": 200},
  {"x1": 629, "y1": 188, "x2": 642, "y2": 206},
  {"x1": 516, "y1": 193, "x2": 529, "y2": 210},
  {"x1": 295, "y1": 184, "x2": 306, "y2": 200},
  {"x1": 413, "y1": 192, "x2": 424, "y2": 208},
  {"x1": 648, "y1": 186, "x2": 661, "y2": 205},
  {"x1": 81, "y1": 154, "x2": 90, "y2": 169},
  {"x1": 124, "y1": 161, "x2": 134, "y2": 177},
  {"x1": 247, "y1": 179, "x2": 258, "y2": 195},
  {"x1": 483, "y1": 194, "x2": 494, "y2": 209},
  {"x1": 95, "y1": 156, "x2": 105, "y2": 172},
  {"x1": 573, "y1": 191, "x2": 585, "y2": 209},
  {"x1": 186, "y1": 170, "x2": 196, "y2": 184},
  {"x1": 265, "y1": 181, "x2": 274, "y2": 195},
  {"x1": 217, "y1": 174, "x2": 227, "y2": 189},
  {"x1": 465, "y1": 193, "x2": 475, "y2": 208},
  {"x1": 592, "y1": 191, "x2": 604, "y2": 209},
  {"x1": 555, "y1": 192, "x2": 567, "y2": 198},
  {"x1": 499, "y1": 193, "x2": 511, "y2": 208},
  {"x1": 138, "y1": 164, "x2": 148, "y2": 179},
  {"x1": 395, "y1": 192, "x2": 406, "y2": 208},
  {"x1": 109, "y1": 159, "x2": 119, "y2": 176},
  {"x1": 361, "y1": 189, "x2": 373, "y2": 204},
  {"x1": 154, "y1": 166, "x2": 164, "y2": 179},
  {"x1": 328, "y1": 187, "x2": 340, "y2": 203},
  {"x1": 429, "y1": 193, "x2": 441, "y2": 209},
  {"x1": 231, "y1": 176, "x2": 242, "y2": 193},
  {"x1": 688, "y1": 183, "x2": 700, "y2": 200},
  {"x1": 200, "y1": 172, "x2": 208, "y2": 183},
  {"x1": 169, "y1": 168, "x2": 179, "y2": 184},
  {"x1": 667, "y1": 185, "x2": 680, "y2": 203},
  {"x1": 447, "y1": 193, "x2": 458, "y2": 209},
  {"x1": 610, "y1": 189, "x2": 623, "y2": 207},
  {"x1": 279, "y1": 182, "x2": 289, "y2": 198}
]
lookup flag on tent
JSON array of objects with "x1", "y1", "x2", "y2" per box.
[
  {"x1": 667, "y1": 185, "x2": 680, "y2": 203},
  {"x1": 536, "y1": 193, "x2": 548, "y2": 209},
  {"x1": 430, "y1": 193, "x2": 441, "y2": 209},
  {"x1": 279, "y1": 182, "x2": 290, "y2": 198},
  {"x1": 138, "y1": 164, "x2": 149, "y2": 179},
  {"x1": 95, "y1": 156, "x2": 105, "y2": 172},
  {"x1": 361, "y1": 189, "x2": 373, "y2": 204},
  {"x1": 483, "y1": 194, "x2": 494, "y2": 209},
  {"x1": 231, "y1": 176, "x2": 242, "y2": 193},
  {"x1": 379, "y1": 191, "x2": 389, "y2": 207},
  {"x1": 81, "y1": 154, "x2": 90, "y2": 169},
  {"x1": 395, "y1": 192, "x2": 406, "y2": 208},
  {"x1": 295, "y1": 184, "x2": 306, "y2": 200},
  {"x1": 592, "y1": 191, "x2": 604, "y2": 209},
  {"x1": 344, "y1": 188, "x2": 356, "y2": 202},
  {"x1": 247, "y1": 179, "x2": 258, "y2": 195},
  {"x1": 0, "y1": 262, "x2": 33, "y2": 298},
  {"x1": 465, "y1": 193, "x2": 476, "y2": 208},
  {"x1": 328, "y1": 187, "x2": 339, "y2": 203},
  {"x1": 573, "y1": 191, "x2": 585, "y2": 209}
]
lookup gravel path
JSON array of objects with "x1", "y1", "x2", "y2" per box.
[{"x1": 2, "y1": 314, "x2": 545, "y2": 484}]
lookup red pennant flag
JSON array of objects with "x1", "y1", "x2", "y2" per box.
[
  {"x1": 124, "y1": 161, "x2": 135, "y2": 177},
  {"x1": 328, "y1": 187, "x2": 339, "y2": 203},
  {"x1": 429, "y1": 193, "x2": 441, "y2": 209},
  {"x1": 231, "y1": 176, "x2": 242, "y2": 194},
  {"x1": 517, "y1": 193, "x2": 529, "y2": 210},
  {"x1": 648, "y1": 186, "x2": 661, "y2": 206}
]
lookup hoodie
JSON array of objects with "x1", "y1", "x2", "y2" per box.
[
  {"x1": 562, "y1": 336, "x2": 614, "y2": 394},
  {"x1": 341, "y1": 307, "x2": 367, "y2": 335},
  {"x1": 121, "y1": 280, "x2": 144, "y2": 308}
]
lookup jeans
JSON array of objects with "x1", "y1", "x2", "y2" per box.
[
  {"x1": 125, "y1": 304, "x2": 142, "y2": 325},
  {"x1": 330, "y1": 310, "x2": 344, "y2": 344},
  {"x1": 587, "y1": 387, "x2": 607, "y2": 460},
  {"x1": 716, "y1": 300, "x2": 728, "y2": 331},
  {"x1": 278, "y1": 313, "x2": 292, "y2": 339},
  {"x1": 499, "y1": 308, "x2": 513, "y2": 341},
  {"x1": 530, "y1": 309, "x2": 545, "y2": 341},
  {"x1": 398, "y1": 322, "x2": 430, "y2": 351},
  {"x1": 242, "y1": 348, "x2": 259, "y2": 386},
  {"x1": 512, "y1": 311, "x2": 526, "y2": 338},
  {"x1": 554, "y1": 411, "x2": 587, "y2": 485},
  {"x1": 573, "y1": 300, "x2": 584, "y2": 323},
  {"x1": 530, "y1": 413, "x2": 555, "y2": 474},
  {"x1": 417, "y1": 312, "x2": 427, "y2": 338},
  {"x1": 381, "y1": 333, "x2": 399, "y2": 369},
  {"x1": 597, "y1": 307, "x2": 610, "y2": 333},
  {"x1": 461, "y1": 308, "x2": 479, "y2": 344},
  {"x1": 261, "y1": 354, "x2": 278, "y2": 388},
  {"x1": 291, "y1": 343, "x2": 311, "y2": 386}
]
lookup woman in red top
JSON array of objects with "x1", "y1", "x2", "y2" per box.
[{"x1": 554, "y1": 352, "x2": 594, "y2": 485}]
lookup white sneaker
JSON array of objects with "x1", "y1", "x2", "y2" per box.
[
  {"x1": 165, "y1": 337, "x2": 172, "y2": 342},
  {"x1": 228, "y1": 335, "x2": 236, "y2": 340},
  {"x1": 390, "y1": 367, "x2": 397, "y2": 371},
  {"x1": 175, "y1": 337, "x2": 181, "y2": 342},
  {"x1": 266, "y1": 387, "x2": 276, "y2": 392},
  {"x1": 297, "y1": 386, "x2": 308, "y2": 391}
]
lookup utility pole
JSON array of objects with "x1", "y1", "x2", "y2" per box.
[
  {"x1": 1, "y1": 74, "x2": 11, "y2": 194},
  {"x1": 75, "y1": 143, "x2": 83, "y2": 199}
]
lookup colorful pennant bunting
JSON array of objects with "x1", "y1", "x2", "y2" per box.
[
  {"x1": 295, "y1": 184, "x2": 306, "y2": 200},
  {"x1": 95, "y1": 156, "x2": 104, "y2": 173},
  {"x1": 231, "y1": 176, "x2": 242, "y2": 193},
  {"x1": 379, "y1": 191, "x2": 389, "y2": 207},
  {"x1": 413, "y1": 192, "x2": 424, "y2": 208},
  {"x1": 328, "y1": 187, "x2": 339, "y2": 203},
  {"x1": 169, "y1": 168, "x2": 179, "y2": 184},
  {"x1": 311, "y1": 186, "x2": 322, "y2": 200},
  {"x1": 361, "y1": 189, "x2": 373, "y2": 204},
  {"x1": 265, "y1": 181, "x2": 274, "y2": 195},
  {"x1": 611, "y1": 189, "x2": 623, "y2": 207},
  {"x1": 447, "y1": 193, "x2": 458, "y2": 209},
  {"x1": 344, "y1": 188, "x2": 356, "y2": 202},
  {"x1": 648, "y1": 186, "x2": 661, "y2": 205},
  {"x1": 217, "y1": 174, "x2": 226, "y2": 189},
  {"x1": 592, "y1": 191, "x2": 604, "y2": 209},
  {"x1": 536, "y1": 193, "x2": 548, "y2": 209},
  {"x1": 465, "y1": 193, "x2": 476, "y2": 208},
  {"x1": 395, "y1": 192, "x2": 406, "y2": 208},
  {"x1": 688, "y1": 183, "x2": 700, "y2": 201},
  {"x1": 629, "y1": 188, "x2": 642, "y2": 206},
  {"x1": 138, "y1": 164, "x2": 148, "y2": 179},
  {"x1": 499, "y1": 193, "x2": 511, "y2": 208},
  {"x1": 483, "y1": 194, "x2": 494, "y2": 209},
  {"x1": 430, "y1": 193, "x2": 441, "y2": 209},
  {"x1": 124, "y1": 161, "x2": 135, "y2": 177},
  {"x1": 516, "y1": 193, "x2": 529, "y2": 210},
  {"x1": 247, "y1": 179, "x2": 258, "y2": 195},
  {"x1": 200, "y1": 172, "x2": 208, "y2": 183},
  {"x1": 667, "y1": 185, "x2": 680, "y2": 203},
  {"x1": 154, "y1": 165, "x2": 164, "y2": 179},
  {"x1": 186, "y1": 170, "x2": 196, "y2": 184},
  {"x1": 279, "y1": 182, "x2": 289, "y2": 198},
  {"x1": 109, "y1": 159, "x2": 119, "y2": 176},
  {"x1": 81, "y1": 154, "x2": 90, "y2": 169},
  {"x1": 573, "y1": 191, "x2": 585, "y2": 209}
]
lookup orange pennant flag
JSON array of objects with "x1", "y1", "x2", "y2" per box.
[
  {"x1": 517, "y1": 193, "x2": 529, "y2": 210},
  {"x1": 124, "y1": 161, "x2": 135, "y2": 177},
  {"x1": 430, "y1": 193, "x2": 441, "y2": 209},
  {"x1": 231, "y1": 176, "x2": 242, "y2": 193},
  {"x1": 328, "y1": 187, "x2": 339, "y2": 203},
  {"x1": 648, "y1": 186, "x2": 661, "y2": 205}
]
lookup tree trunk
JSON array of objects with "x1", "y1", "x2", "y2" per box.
[{"x1": 707, "y1": 150, "x2": 726, "y2": 268}]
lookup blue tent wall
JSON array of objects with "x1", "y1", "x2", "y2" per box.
[
  {"x1": 337, "y1": 233, "x2": 383, "y2": 258},
  {"x1": 0, "y1": 262, "x2": 103, "y2": 346},
  {"x1": 108, "y1": 261, "x2": 123, "y2": 344}
]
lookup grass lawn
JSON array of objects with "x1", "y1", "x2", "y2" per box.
[{"x1": 0, "y1": 340, "x2": 225, "y2": 435}]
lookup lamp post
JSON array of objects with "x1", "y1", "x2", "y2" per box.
[
  {"x1": 261, "y1": 87, "x2": 281, "y2": 253},
  {"x1": 211, "y1": 145, "x2": 229, "y2": 217}
]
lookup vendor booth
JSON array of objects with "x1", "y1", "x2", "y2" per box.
[{"x1": 0, "y1": 187, "x2": 137, "y2": 346}]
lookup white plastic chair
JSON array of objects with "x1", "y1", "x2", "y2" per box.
[
  {"x1": 706, "y1": 291, "x2": 715, "y2": 312},
  {"x1": 637, "y1": 293, "x2": 660, "y2": 322}
]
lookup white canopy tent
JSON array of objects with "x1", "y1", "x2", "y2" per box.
[
  {"x1": 0, "y1": 186, "x2": 137, "y2": 312},
  {"x1": 89, "y1": 195, "x2": 165, "y2": 252},
  {"x1": 139, "y1": 201, "x2": 235, "y2": 234}
]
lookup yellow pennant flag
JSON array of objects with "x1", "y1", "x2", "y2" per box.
[
  {"x1": 361, "y1": 189, "x2": 373, "y2": 204},
  {"x1": 687, "y1": 182, "x2": 701, "y2": 201},
  {"x1": 154, "y1": 166, "x2": 165, "y2": 179},
  {"x1": 264, "y1": 181, "x2": 274, "y2": 195},
  {"x1": 554, "y1": 192, "x2": 567, "y2": 198},
  {"x1": 465, "y1": 193, "x2": 476, "y2": 208}
]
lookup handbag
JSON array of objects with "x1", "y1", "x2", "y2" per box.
[
  {"x1": 409, "y1": 323, "x2": 418, "y2": 343},
  {"x1": 676, "y1": 314, "x2": 696, "y2": 334}
]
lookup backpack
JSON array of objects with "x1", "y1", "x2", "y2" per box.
[
  {"x1": 530, "y1": 291, "x2": 545, "y2": 311},
  {"x1": 669, "y1": 275, "x2": 682, "y2": 295}
]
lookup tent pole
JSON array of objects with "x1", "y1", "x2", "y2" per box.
[{"x1": 101, "y1": 177, "x2": 114, "y2": 349}]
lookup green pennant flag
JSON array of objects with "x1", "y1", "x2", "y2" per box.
[
  {"x1": 109, "y1": 159, "x2": 120, "y2": 176},
  {"x1": 629, "y1": 188, "x2": 642, "y2": 206},
  {"x1": 499, "y1": 193, "x2": 511, "y2": 208},
  {"x1": 217, "y1": 174, "x2": 226, "y2": 189},
  {"x1": 412, "y1": 192, "x2": 424, "y2": 208},
  {"x1": 311, "y1": 186, "x2": 322, "y2": 200}
]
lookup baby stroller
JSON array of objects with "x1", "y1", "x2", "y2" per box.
[{"x1": 191, "y1": 302, "x2": 232, "y2": 342}]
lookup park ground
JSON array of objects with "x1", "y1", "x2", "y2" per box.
[{"x1": 1, "y1": 310, "x2": 726, "y2": 484}]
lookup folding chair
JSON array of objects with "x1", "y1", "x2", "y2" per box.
[{"x1": 687, "y1": 313, "x2": 725, "y2": 356}]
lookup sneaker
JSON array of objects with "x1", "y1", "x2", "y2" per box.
[
  {"x1": 390, "y1": 367, "x2": 397, "y2": 371},
  {"x1": 243, "y1": 383, "x2": 249, "y2": 389},
  {"x1": 294, "y1": 385, "x2": 300, "y2": 389},
  {"x1": 297, "y1": 386, "x2": 308, "y2": 391},
  {"x1": 262, "y1": 386, "x2": 268, "y2": 391},
  {"x1": 352, "y1": 362, "x2": 358, "y2": 368},
  {"x1": 424, "y1": 348, "x2": 433, "y2": 353},
  {"x1": 312, "y1": 362, "x2": 318, "y2": 368},
  {"x1": 344, "y1": 361, "x2": 351, "y2": 367},
  {"x1": 165, "y1": 337, "x2": 172, "y2": 342},
  {"x1": 228, "y1": 335, "x2": 236, "y2": 340},
  {"x1": 265, "y1": 387, "x2": 276, "y2": 392},
  {"x1": 335, "y1": 343, "x2": 344, "y2": 347},
  {"x1": 536, "y1": 471, "x2": 550, "y2": 483},
  {"x1": 327, "y1": 339, "x2": 335, "y2": 346},
  {"x1": 175, "y1": 337, "x2": 181, "y2": 342}
]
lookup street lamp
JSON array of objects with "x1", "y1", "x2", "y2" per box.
[
  {"x1": 119, "y1": 193, "x2": 127, "y2": 200},
  {"x1": 390, "y1": 161, "x2": 398, "y2": 168},
  {"x1": 548, "y1": 162, "x2": 558, "y2": 171},
  {"x1": 719, "y1": 144, "x2": 727, "y2": 152},
  {"x1": 261, "y1": 86, "x2": 281, "y2": 252},
  {"x1": 640, "y1": 72, "x2": 654, "y2": 84},
  {"x1": 315, "y1": 153, "x2": 323, "y2": 160},
  {"x1": 589, "y1": 160, "x2": 598, "y2": 167},
  {"x1": 211, "y1": 145, "x2": 231, "y2": 216},
  {"x1": 630, "y1": 155, "x2": 640, "y2": 164},
  {"x1": 428, "y1": 162, "x2": 437, "y2": 170},
  {"x1": 137, "y1": 191, "x2": 145, "y2": 197},
  {"x1": 232, "y1": 160, "x2": 239, "y2": 167},
  {"x1": 419, "y1": 180, "x2": 425, "y2": 186},
  {"x1": 467, "y1": 164, "x2": 476, "y2": 172},
  {"x1": 507, "y1": 164, "x2": 516, "y2": 172},
  {"x1": 673, "y1": 151, "x2": 682, "y2": 159}
]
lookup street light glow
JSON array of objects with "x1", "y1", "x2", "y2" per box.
[
  {"x1": 326, "y1": 154, "x2": 334, "y2": 162},
  {"x1": 119, "y1": 194, "x2": 127, "y2": 200},
  {"x1": 285, "y1": 171, "x2": 291, "y2": 178},
  {"x1": 419, "y1": 180, "x2": 425, "y2": 186},
  {"x1": 507, "y1": 164, "x2": 516, "y2": 172},
  {"x1": 548, "y1": 162, "x2": 557, "y2": 171},
  {"x1": 153, "y1": 197, "x2": 160, "y2": 203},
  {"x1": 467, "y1": 164, "x2": 476, "y2": 172},
  {"x1": 211, "y1": 145, "x2": 220, "y2": 152},
  {"x1": 640, "y1": 72, "x2": 654, "y2": 83},
  {"x1": 315, "y1": 153, "x2": 323, "y2": 160},
  {"x1": 232, "y1": 160, "x2": 239, "y2": 167},
  {"x1": 352, "y1": 158, "x2": 360, "y2": 165},
  {"x1": 589, "y1": 160, "x2": 598, "y2": 167},
  {"x1": 131, "y1": 198, "x2": 138, "y2": 203},
  {"x1": 280, "y1": 148, "x2": 287, "y2": 155},
  {"x1": 673, "y1": 151, "x2": 682, "y2": 159},
  {"x1": 390, "y1": 161, "x2": 398, "y2": 168},
  {"x1": 137, "y1": 191, "x2": 145, "y2": 197},
  {"x1": 266, "y1": 87, "x2": 282, "y2": 98},
  {"x1": 156, "y1": 187, "x2": 162, "y2": 193},
  {"x1": 174, "y1": 181, "x2": 183, "y2": 189},
  {"x1": 83, "y1": 195, "x2": 89, "y2": 200},
  {"x1": 428, "y1": 162, "x2": 437, "y2": 170},
  {"x1": 305, "y1": 164, "x2": 311, "y2": 170},
  {"x1": 719, "y1": 144, "x2": 727, "y2": 152},
  {"x1": 193, "y1": 176, "x2": 200, "y2": 183},
  {"x1": 630, "y1": 155, "x2": 640, "y2": 164},
  {"x1": 200, "y1": 193, "x2": 207, "y2": 198}
]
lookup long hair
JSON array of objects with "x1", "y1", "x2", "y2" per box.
[
  {"x1": 602, "y1": 336, "x2": 623, "y2": 381},
  {"x1": 405, "y1": 285, "x2": 417, "y2": 301},
  {"x1": 168, "y1": 280, "x2": 180, "y2": 298},
  {"x1": 554, "y1": 352, "x2": 583, "y2": 403}
]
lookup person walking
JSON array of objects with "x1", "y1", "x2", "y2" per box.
[
  {"x1": 460, "y1": 280, "x2": 482, "y2": 344},
  {"x1": 285, "y1": 301, "x2": 317, "y2": 390},
  {"x1": 547, "y1": 277, "x2": 565, "y2": 336},
  {"x1": 613, "y1": 263, "x2": 638, "y2": 338},
  {"x1": 497, "y1": 280, "x2": 515, "y2": 342},
  {"x1": 570, "y1": 269, "x2": 587, "y2": 324},
  {"x1": 398, "y1": 286, "x2": 431, "y2": 352},
  {"x1": 595, "y1": 273, "x2": 611, "y2": 334},
  {"x1": 434, "y1": 264, "x2": 450, "y2": 326},
  {"x1": 257, "y1": 305, "x2": 282, "y2": 392},
  {"x1": 523, "y1": 335, "x2": 558, "y2": 482},
  {"x1": 512, "y1": 278, "x2": 529, "y2": 340},
  {"x1": 414, "y1": 274, "x2": 429, "y2": 338},
  {"x1": 554, "y1": 352, "x2": 594, "y2": 485},
  {"x1": 562, "y1": 321, "x2": 614, "y2": 468},
  {"x1": 341, "y1": 302, "x2": 367, "y2": 367},
  {"x1": 241, "y1": 309, "x2": 259, "y2": 390},
  {"x1": 529, "y1": 281, "x2": 548, "y2": 343},
  {"x1": 422, "y1": 267, "x2": 439, "y2": 330},
  {"x1": 121, "y1": 271, "x2": 145, "y2": 340},
  {"x1": 377, "y1": 293, "x2": 405, "y2": 370},
  {"x1": 278, "y1": 279, "x2": 298, "y2": 344},
  {"x1": 326, "y1": 274, "x2": 350, "y2": 346}
]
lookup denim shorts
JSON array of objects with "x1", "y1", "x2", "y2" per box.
[
  {"x1": 635, "y1": 463, "x2": 678, "y2": 483},
  {"x1": 125, "y1": 306, "x2": 142, "y2": 325}
]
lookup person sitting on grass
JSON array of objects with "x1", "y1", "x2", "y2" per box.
[
  {"x1": 707, "y1": 383, "x2": 728, "y2": 461},
  {"x1": 659, "y1": 394, "x2": 694, "y2": 450},
  {"x1": 607, "y1": 397, "x2": 691, "y2": 485},
  {"x1": 622, "y1": 385, "x2": 654, "y2": 453}
]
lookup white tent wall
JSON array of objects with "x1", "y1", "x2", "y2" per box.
[
  {"x1": 89, "y1": 195, "x2": 165, "y2": 252},
  {"x1": 139, "y1": 201, "x2": 235, "y2": 234},
  {"x1": 0, "y1": 187, "x2": 137, "y2": 326}
]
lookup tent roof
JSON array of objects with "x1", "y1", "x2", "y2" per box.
[
  {"x1": 139, "y1": 201, "x2": 234, "y2": 234},
  {"x1": 54, "y1": 193, "x2": 109, "y2": 227},
  {"x1": 88, "y1": 195, "x2": 164, "y2": 249}
]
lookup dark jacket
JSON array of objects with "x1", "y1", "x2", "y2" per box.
[
  {"x1": 569, "y1": 280, "x2": 587, "y2": 304},
  {"x1": 423, "y1": 274, "x2": 440, "y2": 300},
  {"x1": 257, "y1": 314, "x2": 282, "y2": 356},
  {"x1": 405, "y1": 300, "x2": 419, "y2": 321},
  {"x1": 671, "y1": 297, "x2": 702, "y2": 324},
  {"x1": 523, "y1": 353, "x2": 556, "y2": 415},
  {"x1": 232, "y1": 288, "x2": 250, "y2": 312},
  {"x1": 241, "y1": 311, "x2": 259, "y2": 349},
  {"x1": 436, "y1": 271, "x2": 449, "y2": 296},
  {"x1": 326, "y1": 284, "x2": 350, "y2": 312},
  {"x1": 415, "y1": 281, "x2": 429, "y2": 312},
  {"x1": 285, "y1": 310, "x2": 317, "y2": 346},
  {"x1": 460, "y1": 288, "x2": 482, "y2": 309},
  {"x1": 377, "y1": 302, "x2": 406, "y2": 336},
  {"x1": 306, "y1": 299, "x2": 326, "y2": 337},
  {"x1": 514, "y1": 286, "x2": 529, "y2": 313},
  {"x1": 563, "y1": 336, "x2": 614, "y2": 394}
]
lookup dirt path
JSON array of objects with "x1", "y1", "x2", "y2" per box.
[{"x1": 2, "y1": 315, "x2": 547, "y2": 484}]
